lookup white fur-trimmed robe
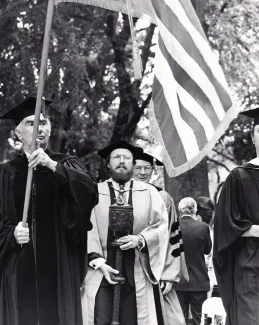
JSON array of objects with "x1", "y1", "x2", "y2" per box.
[{"x1": 81, "y1": 179, "x2": 185, "y2": 325}]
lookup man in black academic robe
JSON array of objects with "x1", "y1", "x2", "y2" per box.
[
  {"x1": 0, "y1": 97, "x2": 98, "y2": 325},
  {"x1": 214, "y1": 108, "x2": 259, "y2": 325}
]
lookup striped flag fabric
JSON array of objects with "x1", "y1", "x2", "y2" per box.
[
  {"x1": 149, "y1": 0, "x2": 235, "y2": 176},
  {"x1": 54, "y1": 0, "x2": 236, "y2": 177}
]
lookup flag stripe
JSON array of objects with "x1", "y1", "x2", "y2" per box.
[
  {"x1": 156, "y1": 20, "x2": 226, "y2": 122},
  {"x1": 158, "y1": 37, "x2": 220, "y2": 129},
  {"x1": 159, "y1": 35, "x2": 216, "y2": 144},
  {"x1": 177, "y1": 85, "x2": 215, "y2": 142},
  {"x1": 178, "y1": 95, "x2": 208, "y2": 150},
  {"x1": 177, "y1": 0, "x2": 206, "y2": 39},
  {"x1": 153, "y1": 77, "x2": 187, "y2": 167},
  {"x1": 153, "y1": 47, "x2": 202, "y2": 160},
  {"x1": 152, "y1": 0, "x2": 231, "y2": 113},
  {"x1": 162, "y1": 0, "x2": 231, "y2": 93}
]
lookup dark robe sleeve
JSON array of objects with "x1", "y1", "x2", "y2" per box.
[
  {"x1": 0, "y1": 164, "x2": 20, "y2": 270},
  {"x1": 0, "y1": 164, "x2": 21, "y2": 325},
  {"x1": 88, "y1": 252, "x2": 103, "y2": 262},
  {"x1": 52, "y1": 156, "x2": 98, "y2": 243},
  {"x1": 0, "y1": 212, "x2": 19, "y2": 269},
  {"x1": 51, "y1": 156, "x2": 98, "y2": 284},
  {"x1": 213, "y1": 169, "x2": 252, "y2": 319}
]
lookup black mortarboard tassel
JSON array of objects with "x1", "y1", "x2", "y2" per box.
[
  {"x1": 0, "y1": 96, "x2": 52, "y2": 126},
  {"x1": 239, "y1": 107, "x2": 259, "y2": 125}
]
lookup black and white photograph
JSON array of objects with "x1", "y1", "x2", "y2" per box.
[{"x1": 0, "y1": 1, "x2": 259, "y2": 325}]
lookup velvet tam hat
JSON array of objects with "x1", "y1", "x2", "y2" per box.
[
  {"x1": 97, "y1": 140, "x2": 142, "y2": 159},
  {"x1": 134, "y1": 149, "x2": 163, "y2": 166},
  {"x1": 0, "y1": 96, "x2": 52, "y2": 126}
]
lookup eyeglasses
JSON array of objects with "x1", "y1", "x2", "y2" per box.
[
  {"x1": 110, "y1": 154, "x2": 133, "y2": 160},
  {"x1": 134, "y1": 166, "x2": 153, "y2": 173}
]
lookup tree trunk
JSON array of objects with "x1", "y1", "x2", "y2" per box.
[
  {"x1": 165, "y1": 158, "x2": 209, "y2": 207},
  {"x1": 106, "y1": 14, "x2": 155, "y2": 143}
]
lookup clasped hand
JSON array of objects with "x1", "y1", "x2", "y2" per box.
[
  {"x1": 99, "y1": 236, "x2": 139, "y2": 285},
  {"x1": 28, "y1": 148, "x2": 57, "y2": 170},
  {"x1": 117, "y1": 235, "x2": 139, "y2": 250},
  {"x1": 99, "y1": 264, "x2": 119, "y2": 285},
  {"x1": 160, "y1": 281, "x2": 173, "y2": 295}
]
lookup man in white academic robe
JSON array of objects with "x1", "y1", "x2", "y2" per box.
[{"x1": 81, "y1": 141, "x2": 186, "y2": 325}]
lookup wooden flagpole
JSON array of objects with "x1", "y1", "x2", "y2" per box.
[{"x1": 22, "y1": 0, "x2": 55, "y2": 227}]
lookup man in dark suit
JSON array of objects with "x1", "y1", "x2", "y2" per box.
[{"x1": 175, "y1": 197, "x2": 212, "y2": 325}]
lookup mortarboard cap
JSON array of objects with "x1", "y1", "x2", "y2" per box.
[
  {"x1": 239, "y1": 108, "x2": 259, "y2": 125},
  {"x1": 98, "y1": 140, "x2": 141, "y2": 159},
  {"x1": 135, "y1": 149, "x2": 163, "y2": 166},
  {"x1": 0, "y1": 96, "x2": 52, "y2": 126}
]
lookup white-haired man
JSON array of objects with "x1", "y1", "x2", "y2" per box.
[
  {"x1": 0, "y1": 97, "x2": 98, "y2": 325},
  {"x1": 175, "y1": 197, "x2": 212, "y2": 325}
]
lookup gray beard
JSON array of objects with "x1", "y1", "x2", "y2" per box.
[{"x1": 109, "y1": 168, "x2": 133, "y2": 184}]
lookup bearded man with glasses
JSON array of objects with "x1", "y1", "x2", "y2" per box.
[{"x1": 81, "y1": 140, "x2": 186, "y2": 325}]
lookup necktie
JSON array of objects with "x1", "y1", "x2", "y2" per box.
[{"x1": 117, "y1": 184, "x2": 125, "y2": 205}]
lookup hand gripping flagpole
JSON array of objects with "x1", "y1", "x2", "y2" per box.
[{"x1": 22, "y1": 0, "x2": 55, "y2": 227}]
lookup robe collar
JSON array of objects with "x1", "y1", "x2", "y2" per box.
[
  {"x1": 247, "y1": 157, "x2": 259, "y2": 165},
  {"x1": 98, "y1": 178, "x2": 148, "y2": 196},
  {"x1": 241, "y1": 161, "x2": 259, "y2": 170},
  {"x1": 180, "y1": 214, "x2": 195, "y2": 221}
]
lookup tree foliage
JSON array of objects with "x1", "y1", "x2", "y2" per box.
[
  {"x1": 204, "y1": 0, "x2": 259, "y2": 166},
  {"x1": 0, "y1": 1, "x2": 155, "y2": 177}
]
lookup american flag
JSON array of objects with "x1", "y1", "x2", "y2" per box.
[
  {"x1": 54, "y1": 0, "x2": 156, "y2": 22},
  {"x1": 54, "y1": 0, "x2": 236, "y2": 177}
]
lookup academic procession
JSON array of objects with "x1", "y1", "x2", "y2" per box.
[{"x1": 0, "y1": 1, "x2": 258, "y2": 325}]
